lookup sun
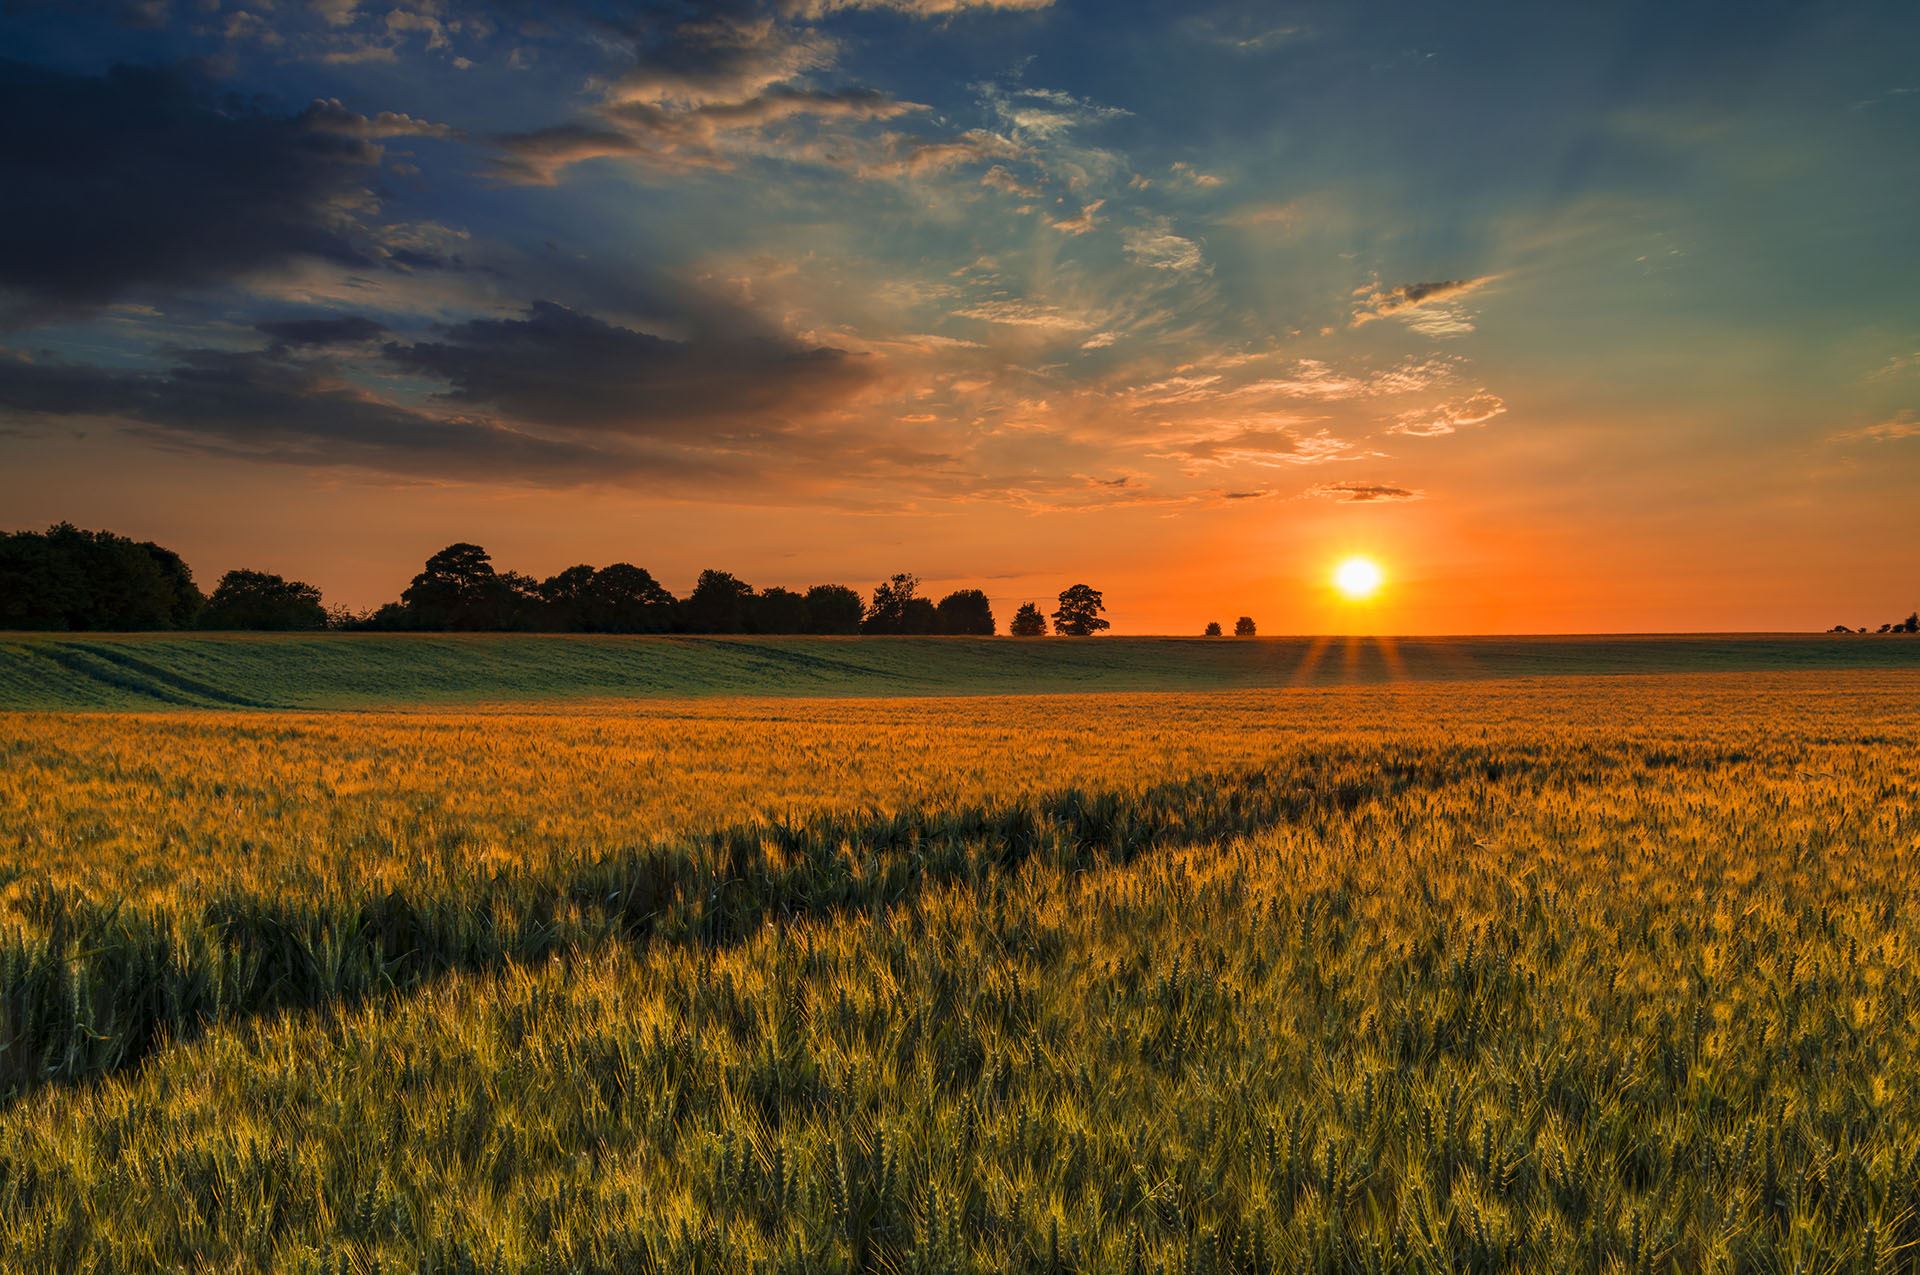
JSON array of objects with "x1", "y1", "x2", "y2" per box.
[{"x1": 1332, "y1": 556, "x2": 1385, "y2": 600}]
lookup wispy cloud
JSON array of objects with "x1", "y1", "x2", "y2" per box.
[
  {"x1": 1389, "y1": 392, "x2": 1506, "y2": 436},
  {"x1": 1305, "y1": 480, "x2": 1422, "y2": 502},
  {"x1": 1833, "y1": 412, "x2": 1920, "y2": 443},
  {"x1": 1051, "y1": 199, "x2": 1105, "y2": 235},
  {"x1": 1122, "y1": 219, "x2": 1208, "y2": 272},
  {"x1": 1351, "y1": 276, "x2": 1497, "y2": 330}
]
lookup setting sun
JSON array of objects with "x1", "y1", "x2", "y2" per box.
[{"x1": 1333, "y1": 556, "x2": 1385, "y2": 600}]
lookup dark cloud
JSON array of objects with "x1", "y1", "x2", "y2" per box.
[
  {"x1": 0, "y1": 346, "x2": 689, "y2": 483},
  {"x1": 255, "y1": 315, "x2": 388, "y2": 347},
  {"x1": 1307, "y1": 481, "x2": 1421, "y2": 502},
  {"x1": 0, "y1": 60, "x2": 404, "y2": 321},
  {"x1": 1351, "y1": 276, "x2": 1496, "y2": 326},
  {"x1": 384, "y1": 300, "x2": 873, "y2": 435}
]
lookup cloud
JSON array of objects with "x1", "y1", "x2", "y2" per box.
[
  {"x1": 1389, "y1": 392, "x2": 1506, "y2": 436},
  {"x1": 980, "y1": 164, "x2": 1038, "y2": 197},
  {"x1": 384, "y1": 300, "x2": 873, "y2": 433},
  {"x1": 1122, "y1": 219, "x2": 1208, "y2": 272},
  {"x1": 1051, "y1": 199, "x2": 1105, "y2": 235},
  {"x1": 298, "y1": 97, "x2": 458, "y2": 139},
  {"x1": 487, "y1": 11, "x2": 929, "y2": 183},
  {"x1": 0, "y1": 60, "x2": 403, "y2": 319},
  {"x1": 489, "y1": 123, "x2": 646, "y2": 185},
  {"x1": 496, "y1": 84, "x2": 926, "y2": 182},
  {"x1": 1232, "y1": 358, "x2": 1452, "y2": 402},
  {"x1": 1833, "y1": 412, "x2": 1920, "y2": 443},
  {"x1": 602, "y1": 15, "x2": 835, "y2": 110},
  {"x1": 1351, "y1": 276, "x2": 1497, "y2": 329},
  {"x1": 1166, "y1": 161, "x2": 1223, "y2": 188},
  {"x1": 0, "y1": 347, "x2": 629, "y2": 483},
  {"x1": 255, "y1": 315, "x2": 389, "y2": 348},
  {"x1": 784, "y1": 0, "x2": 1052, "y2": 14},
  {"x1": 860, "y1": 128, "x2": 1024, "y2": 178},
  {"x1": 952, "y1": 299, "x2": 1087, "y2": 329},
  {"x1": 981, "y1": 85, "x2": 1129, "y2": 142},
  {"x1": 1155, "y1": 427, "x2": 1361, "y2": 469},
  {"x1": 1306, "y1": 481, "x2": 1422, "y2": 503}
]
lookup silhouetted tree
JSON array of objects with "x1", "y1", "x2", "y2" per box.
[
  {"x1": 142, "y1": 542, "x2": 203, "y2": 629},
  {"x1": 0, "y1": 523, "x2": 202, "y2": 630},
  {"x1": 1052, "y1": 584, "x2": 1109, "y2": 637},
  {"x1": 583, "y1": 563, "x2": 674, "y2": 632},
  {"x1": 496, "y1": 571, "x2": 545, "y2": 630},
  {"x1": 400, "y1": 543, "x2": 516, "y2": 630},
  {"x1": 863, "y1": 573, "x2": 924, "y2": 634},
  {"x1": 535, "y1": 564, "x2": 598, "y2": 631},
  {"x1": 1203, "y1": 621, "x2": 1223, "y2": 637},
  {"x1": 802, "y1": 584, "x2": 864, "y2": 634},
  {"x1": 902, "y1": 597, "x2": 938, "y2": 634},
  {"x1": 198, "y1": 569, "x2": 327, "y2": 630},
  {"x1": 683, "y1": 569, "x2": 754, "y2": 633},
  {"x1": 1235, "y1": 615, "x2": 1257, "y2": 637},
  {"x1": 750, "y1": 586, "x2": 807, "y2": 634},
  {"x1": 1010, "y1": 603, "x2": 1048, "y2": 636},
  {"x1": 935, "y1": 588, "x2": 996, "y2": 635},
  {"x1": 1904, "y1": 612, "x2": 1920, "y2": 634}
]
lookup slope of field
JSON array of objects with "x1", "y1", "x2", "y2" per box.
[
  {"x1": 0, "y1": 671, "x2": 1917, "y2": 1270},
  {"x1": 1, "y1": 630, "x2": 1916, "y2": 708}
]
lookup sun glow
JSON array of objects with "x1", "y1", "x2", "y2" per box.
[{"x1": 1333, "y1": 556, "x2": 1385, "y2": 600}]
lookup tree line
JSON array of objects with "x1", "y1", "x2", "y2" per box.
[
  {"x1": 1831, "y1": 612, "x2": 1919, "y2": 635},
  {"x1": 0, "y1": 525, "x2": 1113, "y2": 636}
]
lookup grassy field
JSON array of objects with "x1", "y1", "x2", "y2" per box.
[
  {"x1": 2, "y1": 630, "x2": 1917, "y2": 709},
  {"x1": 1, "y1": 650, "x2": 1918, "y2": 1270}
]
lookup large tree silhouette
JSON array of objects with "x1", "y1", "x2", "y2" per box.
[
  {"x1": 401, "y1": 543, "x2": 515, "y2": 630},
  {"x1": 802, "y1": 584, "x2": 864, "y2": 634},
  {"x1": 199, "y1": 569, "x2": 327, "y2": 630},
  {"x1": 1052, "y1": 584, "x2": 1110, "y2": 636},
  {"x1": 683, "y1": 569, "x2": 754, "y2": 632},
  {"x1": 935, "y1": 588, "x2": 995, "y2": 635},
  {"x1": 0, "y1": 523, "x2": 203, "y2": 630}
]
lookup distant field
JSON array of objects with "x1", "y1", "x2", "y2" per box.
[{"x1": 2, "y1": 630, "x2": 1916, "y2": 708}]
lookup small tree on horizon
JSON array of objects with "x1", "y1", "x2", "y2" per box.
[
  {"x1": 1010, "y1": 603, "x2": 1048, "y2": 636},
  {"x1": 1235, "y1": 615, "x2": 1257, "y2": 637},
  {"x1": 1053, "y1": 584, "x2": 1110, "y2": 637},
  {"x1": 1203, "y1": 621, "x2": 1223, "y2": 637}
]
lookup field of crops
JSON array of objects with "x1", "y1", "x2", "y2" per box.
[
  {"x1": 3, "y1": 631, "x2": 1916, "y2": 709},
  {"x1": 2, "y1": 655, "x2": 1918, "y2": 1271}
]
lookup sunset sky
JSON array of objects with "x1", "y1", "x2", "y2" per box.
[{"x1": 1, "y1": 0, "x2": 1915, "y2": 633}]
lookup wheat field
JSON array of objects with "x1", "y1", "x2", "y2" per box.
[{"x1": 1, "y1": 668, "x2": 1917, "y2": 1270}]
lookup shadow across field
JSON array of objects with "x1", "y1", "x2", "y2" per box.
[
  {"x1": 1, "y1": 632, "x2": 1916, "y2": 709},
  {"x1": 0, "y1": 740, "x2": 1687, "y2": 1103}
]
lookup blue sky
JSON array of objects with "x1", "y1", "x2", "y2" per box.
[{"x1": 0, "y1": 0, "x2": 1914, "y2": 630}]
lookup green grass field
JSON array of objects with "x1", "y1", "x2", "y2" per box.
[{"x1": 1, "y1": 631, "x2": 1915, "y2": 709}]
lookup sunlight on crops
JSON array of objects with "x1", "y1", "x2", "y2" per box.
[{"x1": 0, "y1": 671, "x2": 1917, "y2": 1269}]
